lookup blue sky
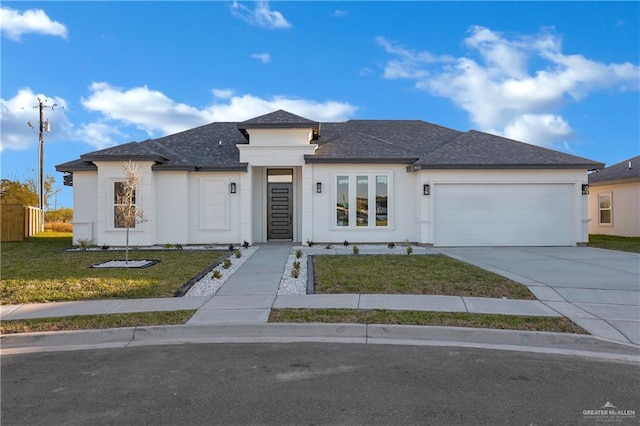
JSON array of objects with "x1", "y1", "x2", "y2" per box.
[{"x1": 1, "y1": 1, "x2": 639, "y2": 209}]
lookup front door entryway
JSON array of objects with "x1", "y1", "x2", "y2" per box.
[{"x1": 267, "y1": 169, "x2": 293, "y2": 240}]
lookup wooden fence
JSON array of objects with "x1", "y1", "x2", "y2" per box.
[{"x1": 1, "y1": 204, "x2": 43, "y2": 242}]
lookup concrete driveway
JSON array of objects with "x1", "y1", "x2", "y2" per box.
[{"x1": 438, "y1": 247, "x2": 640, "y2": 345}]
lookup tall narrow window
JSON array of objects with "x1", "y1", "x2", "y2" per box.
[
  {"x1": 336, "y1": 175, "x2": 349, "y2": 227},
  {"x1": 598, "y1": 193, "x2": 612, "y2": 225},
  {"x1": 375, "y1": 175, "x2": 388, "y2": 226},
  {"x1": 114, "y1": 181, "x2": 136, "y2": 228},
  {"x1": 356, "y1": 175, "x2": 368, "y2": 226}
]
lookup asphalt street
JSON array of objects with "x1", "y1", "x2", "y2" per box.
[{"x1": 2, "y1": 342, "x2": 639, "y2": 425}]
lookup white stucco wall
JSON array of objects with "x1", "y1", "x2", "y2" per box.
[
  {"x1": 588, "y1": 181, "x2": 640, "y2": 237},
  {"x1": 71, "y1": 171, "x2": 98, "y2": 244},
  {"x1": 93, "y1": 161, "x2": 156, "y2": 247},
  {"x1": 155, "y1": 172, "x2": 189, "y2": 244},
  {"x1": 187, "y1": 172, "x2": 242, "y2": 244},
  {"x1": 309, "y1": 164, "x2": 418, "y2": 243}
]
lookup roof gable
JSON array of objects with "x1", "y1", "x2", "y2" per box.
[{"x1": 238, "y1": 110, "x2": 319, "y2": 129}]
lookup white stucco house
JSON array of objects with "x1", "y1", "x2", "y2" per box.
[
  {"x1": 56, "y1": 110, "x2": 604, "y2": 247},
  {"x1": 588, "y1": 155, "x2": 640, "y2": 237}
]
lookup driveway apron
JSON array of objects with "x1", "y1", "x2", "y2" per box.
[{"x1": 438, "y1": 247, "x2": 640, "y2": 345}]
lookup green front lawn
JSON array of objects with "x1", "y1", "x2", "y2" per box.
[
  {"x1": 588, "y1": 234, "x2": 640, "y2": 253},
  {"x1": 269, "y1": 309, "x2": 587, "y2": 334},
  {"x1": 1, "y1": 235, "x2": 227, "y2": 304},
  {"x1": 0, "y1": 310, "x2": 195, "y2": 334},
  {"x1": 312, "y1": 255, "x2": 535, "y2": 299}
]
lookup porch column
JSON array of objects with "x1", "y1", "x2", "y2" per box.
[
  {"x1": 301, "y1": 164, "x2": 313, "y2": 244},
  {"x1": 239, "y1": 167, "x2": 253, "y2": 245}
]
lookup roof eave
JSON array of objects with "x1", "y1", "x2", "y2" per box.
[
  {"x1": 80, "y1": 154, "x2": 169, "y2": 163},
  {"x1": 411, "y1": 163, "x2": 605, "y2": 171},
  {"x1": 152, "y1": 163, "x2": 248, "y2": 172},
  {"x1": 305, "y1": 156, "x2": 419, "y2": 164}
]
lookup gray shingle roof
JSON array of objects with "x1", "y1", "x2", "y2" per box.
[
  {"x1": 238, "y1": 110, "x2": 319, "y2": 129},
  {"x1": 589, "y1": 155, "x2": 640, "y2": 185},
  {"x1": 56, "y1": 110, "x2": 604, "y2": 174}
]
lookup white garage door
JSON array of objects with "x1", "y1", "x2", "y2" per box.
[{"x1": 433, "y1": 183, "x2": 574, "y2": 246}]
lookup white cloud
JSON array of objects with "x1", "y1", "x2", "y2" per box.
[
  {"x1": 251, "y1": 52, "x2": 271, "y2": 63},
  {"x1": 0, "y1": 7, "x2": 68, "y2": 41},
  {"x1": 230, "y1": 1, "x2": 291, "y2": 29},
  {"x1": 0, "y1": 88, "x2": 72, "y2": 152},
  {"x1": 502, "y1": 114, "x2": 573, "y2": 147},
  {"x1": 212, "y1": 89, "x2": 235, "y2": 99},
  {"x1": 76, "y1": 82, "x2": 356, "y2": 146},
  {"x1": 332, "y1": 9, "x2": 349, "y2": 18},
  {"x1": 375, "y1": 37, "x2": 455, "y2": 79},
  {"x1": 1, "y1": 84, "x2": 357, "y2": 152},
  {"x1": 379, "y1": 26, "x2": 640, "y2": 147}
]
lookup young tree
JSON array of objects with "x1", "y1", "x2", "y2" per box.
[{"x1": 115, "y1": 161, "x2": 146, "y2": 263}]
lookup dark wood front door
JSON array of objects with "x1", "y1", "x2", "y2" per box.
[{"x1": 267, "y1": 183, "x2": 293, "y2": 240}]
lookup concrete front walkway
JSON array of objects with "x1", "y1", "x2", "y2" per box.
[
  {"x1": 439, "y1": 247, "x2": 640, "y2": 345},
  {"x1": 186, "y1": 243, "x2": 292, "y2": 324}
]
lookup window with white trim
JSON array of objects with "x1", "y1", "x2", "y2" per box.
[
  {"x1": 113, "y1": 181, "x2": 136, "y2": 228},
  {"x1": 335, "y1": 173, "x2": 390, "y2": 228},
  {"x1": 598, "y1": 193, "x2": 612, "y2": 225}
]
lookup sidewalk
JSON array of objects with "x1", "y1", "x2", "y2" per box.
[{"x1": 1, "y1": 244, "x2": 639, "y2": 349}]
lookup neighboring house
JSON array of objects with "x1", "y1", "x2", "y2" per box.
[
  {"x1": 56, "y1": 110, "x2": 604, "y2": 247},
  {"x1": 588, "y1": 155, "x2": 640, "y2": 237}
]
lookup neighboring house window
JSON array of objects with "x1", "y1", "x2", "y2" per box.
[
  {"x1": 598, "y1": 193, "x2": 612, "y2": 225},
  {"x1": 113, "y1": 181, "x2": 136, "y2": 229},
  {"x1": 200, "y1": 178, "x2": 229, "y2": 229},
  {"x1": 335, "y1": 173, "x2": 390, "y2": 228}
]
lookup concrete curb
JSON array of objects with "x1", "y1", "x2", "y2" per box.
[{"x1": 2, "y1": 323, "x2": 639, "y2": 362}]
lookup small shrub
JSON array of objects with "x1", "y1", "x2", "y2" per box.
[
  {"x1": 175, "y1": 243, "x2": 183, "y2": 250},
  {"x1": 406, "y1": 245, "x2": 413, "y2": 255},
  {"x1": 164, "y1": 243, "x2": 173, "y2": 249},
  {"x1": 212, "y1": 270, "x2": 222, "y2": 279},
  {"x1": 343, "y1": 240, "x2": 350, "y2": 246},
  {"x1": 388, "y1": 242, "x2": 396, "y2": 249},
  {"x1": 242, "y1": 241, "x2": 250, "y2": 249},
  {"x1": 352, "y1": 245, "x2": 359, "y2": 255},
  {"x1": 234, "y1": 249, "x2": 242, "y2": 258},
  {"x1": 291, "y1": 268, "x2": 300, "y2": 278},
  {"x1": 228, "y1": 244, "x2": 235, "y2": 251},
  {"x1": 223, "y1": 258, "x2": 232, "y2": 269},
  {"x1": 76, "y1": 239, "x2": 92, "y2": 250},
  {"x1": 293, "y1": 260, "x2": 301, "y2": 270},
  {"x1": 295, "y1": 249, "x2": 303, "y2": 259}
]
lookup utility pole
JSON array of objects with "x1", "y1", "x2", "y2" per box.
[{"x1": 31, "y1": 98, "x2": 56, "y2": 231}]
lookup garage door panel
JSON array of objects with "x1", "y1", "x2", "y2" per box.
[{"x1": 434, "y1": 184, "x2": 574, "y2": 247}]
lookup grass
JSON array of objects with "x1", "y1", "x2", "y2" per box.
[
  {"x1": 1, "y1": 234, "x2": 228, "y2": 304},
  {"x1": 269, "y1": 309, "x2": 587, "y2": 334},
  {"x1": 312, "y1": 255, "x2": 535, "y2": 299},
  {"x1": 0, "y1": 310, "x2": 195, "y2": 334},
  {"x1": 588, "y1": 234, "x2": 640, "y2": 253}
]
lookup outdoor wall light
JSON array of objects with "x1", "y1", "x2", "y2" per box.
[
  {"x1": 230, "y1": 182, "x2": 237, "y2": 194},
  {"x1": 582, "y1": 184, "x2": 589, "y2": 195},
  {"x1": 316, "y1": 182, "x2": 322, "y2": 193},
  {"x1": 423, "y1": 184, "x2": 430, "y2": 195}
]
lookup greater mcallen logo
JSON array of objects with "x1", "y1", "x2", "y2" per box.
[{"x1": 583, "y1": 401, "x2": 636, "y2": 422}]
